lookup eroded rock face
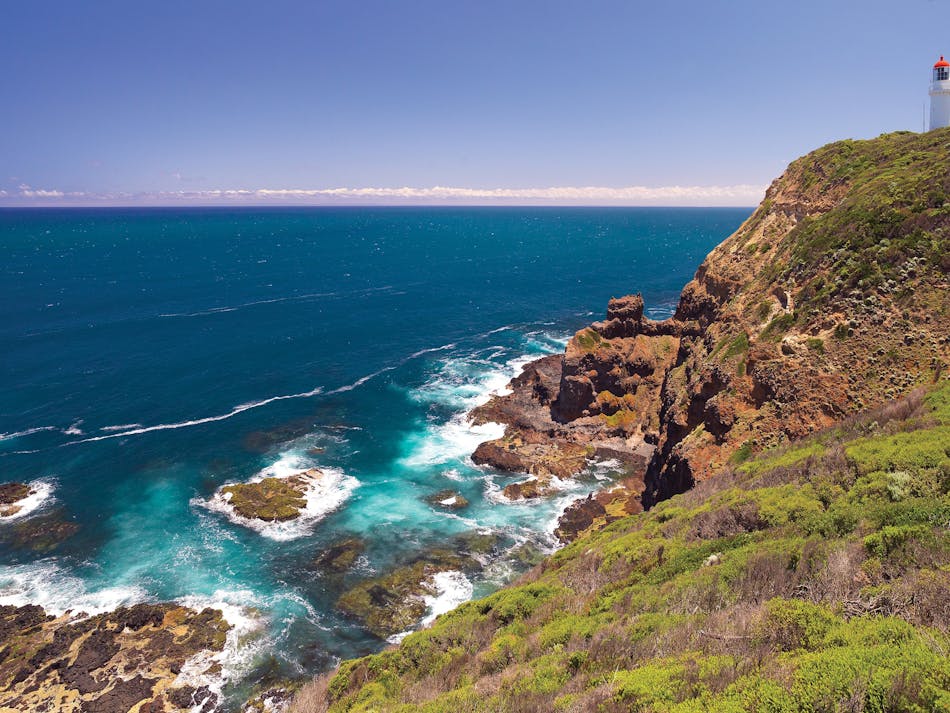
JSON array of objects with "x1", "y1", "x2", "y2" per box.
[
  {"x1": 469, "y1": 339, "x2": 660, "y2": 503},
  {"x1": 0, "y1": 602, "x2": 230, "y2": 712}
]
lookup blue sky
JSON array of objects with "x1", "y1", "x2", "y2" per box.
[{"x1": 1, "y1": 0, "x2": 946, "y2": 205}]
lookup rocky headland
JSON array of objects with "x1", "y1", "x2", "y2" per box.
[
  {"x1": 295, "y1": 129, "x2": 950, "y2": 713},
  {"x1": 473, "y1": 129, "x2": 950, "y2": 542}
]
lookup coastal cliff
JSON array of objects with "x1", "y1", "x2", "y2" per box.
[
  {"x1": 472, "y1": 128, "x2": 950, "y2": 540},
  {"x1": 294, "y1": 130, "x2": 950, "y2": 711}
]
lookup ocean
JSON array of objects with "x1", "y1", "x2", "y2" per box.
[{"x1": 0, "y1": 206, "x2": 749, "y2": 705}]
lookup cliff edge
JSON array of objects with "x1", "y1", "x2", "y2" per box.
[{"x1": 471, "y1": 129, "x2": 950, "y2": 540}]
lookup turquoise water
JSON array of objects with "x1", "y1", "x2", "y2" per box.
[{"x1": 0, "y1": 207, "x2": 748, "y2": 704}]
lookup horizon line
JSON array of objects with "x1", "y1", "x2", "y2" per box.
[{"x1": 0, "y1": 183, "x2": 767, "y2": 208}]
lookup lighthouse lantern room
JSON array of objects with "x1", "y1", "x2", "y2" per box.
[{"x1": 930, "y1": 56, "x2": 950, "y2": 130}]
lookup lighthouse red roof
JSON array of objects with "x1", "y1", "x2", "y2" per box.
[{"x1": 935, "y1": 56, "x2": 950, "y2": 68}]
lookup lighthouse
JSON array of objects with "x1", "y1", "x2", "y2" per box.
[{"x1": 930, "y1": 55, "x2": 950, "y2": 130}]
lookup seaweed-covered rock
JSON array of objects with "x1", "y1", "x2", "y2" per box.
[
  {"x1": 220, "y1": 469, "x2": 321, "y2": 521},
  {"x1": 2, "y1": 510, "x2": 79, "y2": 552},
  {"x1": 337, "y1": 550, "x2": 474, "y2": 638}
]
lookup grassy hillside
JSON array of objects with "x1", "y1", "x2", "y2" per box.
[{"x1": 294, "y1": 381, "x2": 950, "y2": 712}]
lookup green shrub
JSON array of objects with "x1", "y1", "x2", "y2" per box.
[
  {"x1": 760, "y1": 598, "x2": 837, "y2": 651},
  {"x1": 863, "y1": 524, "x2": 929, "y2": 557}
]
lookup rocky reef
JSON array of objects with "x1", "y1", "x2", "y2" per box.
[
  {"x1": 0, "y1": 602, "x2": 231, "y2": 712},
  {"x1": 311, "y1": 381, "x2": 950, "y2": 712},
  {"x1": 471, "y1": 129, "x2": 950, "y2": 541},
  {"x1": 219, "y1": 469, "x2": 322, "y2": 521}
]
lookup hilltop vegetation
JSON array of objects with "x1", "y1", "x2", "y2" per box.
[{"x1": 294, "y1": 383, "x2": 950, "y2": 712}]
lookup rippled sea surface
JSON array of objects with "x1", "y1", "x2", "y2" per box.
[{"x1": 0, "y1": 206, "x2": 749, "y2": 705}]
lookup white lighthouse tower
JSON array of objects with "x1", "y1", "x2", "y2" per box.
[{"x1": 930, "y1": 56, "x2": 950, "y2": 130}]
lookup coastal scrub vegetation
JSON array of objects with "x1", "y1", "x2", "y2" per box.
[
  {"x1": 292, "y1": 382, "x2": 950, "y2": 712},
  {"x1": 778, "y1": 130, "x2": 950, "y2": 320}
]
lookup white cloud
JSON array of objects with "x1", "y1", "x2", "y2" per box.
[
  {"x1": 2, "y1": 183, "x2": 766, "y2": 206},
  {"x1": 19, "y1": 188, "x2": 65, "y2": 198}
]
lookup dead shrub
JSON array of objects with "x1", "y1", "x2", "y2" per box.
[
  {"x1": 732, "y1": 550, "x2": 797, "y2": 604},
  {"x1": 288, "y1": 673, "x2": 331, "y2": 713},
  {"x1": 688, "y1": 501, "x2": 767, "y2": 540}
]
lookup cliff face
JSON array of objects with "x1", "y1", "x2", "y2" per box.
[
  {"x1": 472, "y1": 129, "x2": 950, "y2": 533},
  {"x1": 644, "y1": 128, "x2": 949, "y2": 504}
]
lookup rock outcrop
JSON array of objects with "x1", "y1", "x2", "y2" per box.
[
  {"x1": 0, "y1": 603, "x2": 230, "y2": 712},
  {"x1": 471, "y1": 129, "x2": 950, "y2": 537},
  {"x1": 218, "y1": 469, "x2": 322, "y2": 522}
]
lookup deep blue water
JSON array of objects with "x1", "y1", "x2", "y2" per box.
[{"x1": 0, "y1": 207, "x2": 748, "y2": 704}]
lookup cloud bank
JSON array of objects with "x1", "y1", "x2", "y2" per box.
[{"x1": 1, "y1": 183, "x2": 765, "y2": 206}]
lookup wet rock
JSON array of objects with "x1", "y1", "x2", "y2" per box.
[
  {"x1": 502, "y1": 478, "x2": 544, "y2": 500},
  {"x1": 554, "y1": 495, "x2": 606, "y2": 543},
  {"x1": 337, "y1": 550, "x2": 474, "y2": 639},
  {"x1": 0, "y1": 482, "x2": 30, "y2": 505},
  {"x1": 0, "y1": 482, "x2": 32, "y2": 517},
  {"x1": 453, "y1": 531, "x2": 503, "y2": 556},
  {"x1": 4, "y1": 511, "x2": 79, "y2": 552},
  {"x1": 425, "y1": 489, "x2": 469, "y2": 510},
  {"x1": 243, "y1": 684, "x2": 296, "y2": 712}
]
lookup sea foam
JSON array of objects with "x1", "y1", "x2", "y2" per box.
[
  {"x1": 175, "y1": 589, "x2": 269, "y2": 709},
  {"x1": 0, "y1": 561, "x2": 147, "y2": 617}
]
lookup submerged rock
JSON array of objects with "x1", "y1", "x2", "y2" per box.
[
  {"x1": 0, "y1": 602, "x2": 230, "y2": 712},
  {"x1": 312, "y1": 537, "x2": 366, "y2": 573},
  {"x1": 452, "y1": 530, "x2": 503, "y2": 556},
  {"x1": 4, "y1": 510, "x2": 79, "y2": 552},
  {"x1": 219, "y1": 469, "x2": 321, "y2": 522}
]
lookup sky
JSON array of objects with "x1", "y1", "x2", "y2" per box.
[{"x1": 1, "y1": 0, "x2": 947, "y2": 206}]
